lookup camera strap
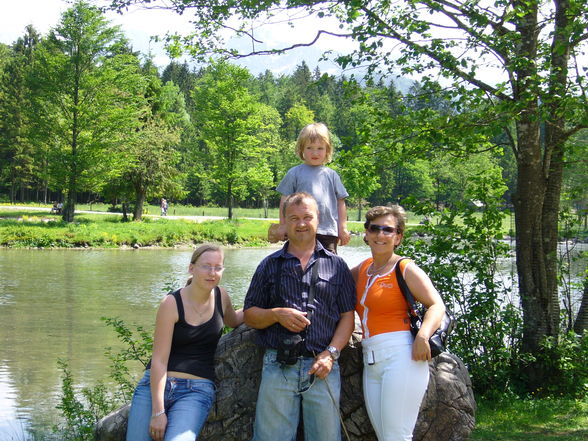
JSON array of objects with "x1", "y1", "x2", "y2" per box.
[
  {"x1": 305, "y1": 260, "x2": 319, "y2": 321},
  {"x1": 273, "y1": 255, "x2": 320, "y2": 329}
]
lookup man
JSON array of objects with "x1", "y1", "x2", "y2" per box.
[
  {"x1": 244, "y1": 192, "x2": 356, "y2": 441},
  {"x1": 160, "y1": 198, "x2": 168, "y2": 216}
]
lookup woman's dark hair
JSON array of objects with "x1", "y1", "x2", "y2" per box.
[
  {"x1": 363, "y1": 205, "x2": 407, "y2": 248},
  {"x1": 364, "y1": 205, "x2": 406, "y2": 233}
]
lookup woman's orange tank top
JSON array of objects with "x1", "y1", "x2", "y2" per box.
[{"x1": 355, "y1": 258, "x2": 411, "y2": 339}]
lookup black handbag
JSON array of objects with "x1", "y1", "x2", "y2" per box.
[{"x1": 395, "y1": 258, "x2": 456, "y2": 357}]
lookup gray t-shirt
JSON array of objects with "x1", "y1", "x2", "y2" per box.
[{"x1": 276, "y1": 164, "x2": 349, "y2": 236}]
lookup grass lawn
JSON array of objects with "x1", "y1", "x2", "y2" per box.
[
  {"x1": 0, "y1": 201, "x2": 477, "y2": 227},
  {"x1": 471, "y1": 397, "x2": 588, "y2": 441},
  {"x1": 0, "y1": 209, "x2": 273, "y2": 247}
]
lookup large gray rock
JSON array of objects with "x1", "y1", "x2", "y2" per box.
[
  {"x1": 94, "y1": 403, "x2": 129, "y2": 441},
  {"x1": 95, "y1": 325, "x2": 475, "y2": 441}
]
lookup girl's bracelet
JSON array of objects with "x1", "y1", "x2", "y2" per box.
[{"x1": 151, "y1": 410, "x2": 165, "y2": 418}]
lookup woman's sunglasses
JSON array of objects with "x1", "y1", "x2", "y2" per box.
[{"x1": 367, "y1": 224, "x2": 401, "y2": 235}]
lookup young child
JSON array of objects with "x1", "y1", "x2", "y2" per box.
[{"x1": 276, "y1": 122, "x2": 350, "y2": 253}]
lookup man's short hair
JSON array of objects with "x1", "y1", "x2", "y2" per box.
[{"x1": 282, "y1": 192, "x2": 318, "y2": 217}]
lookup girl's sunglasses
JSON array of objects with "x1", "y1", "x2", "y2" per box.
[{"x1": 367, "y1": 224, "x2": 401, "y2": 235}]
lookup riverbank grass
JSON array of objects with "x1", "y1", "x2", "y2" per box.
[
  {"x1": 0, "y1": 212, "x2": 273, "y2": 247},
  {"x1": 0, "y1": 207, "x2": 375, "y2": 248},
  {"x1": 471, "y1": 396, "x2": 588, "y2": 441},
  {"x1": 1, "y1": 202, "x2": 438, "y2": 226}
]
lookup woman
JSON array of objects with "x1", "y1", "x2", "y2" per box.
[
  {"x1": 126, "y1": 244, "x2": 243, "y2": 441},
  {"x1": 351, "y1": 206, "x2": 446, "y2": 441}
]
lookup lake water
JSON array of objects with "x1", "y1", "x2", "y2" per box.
[
  {"x1": 0, "y1": 239, "x2": 585, "y2": 439},
  {"x1": 0, "y1": 241, "x2": 372, "y2": 439}
]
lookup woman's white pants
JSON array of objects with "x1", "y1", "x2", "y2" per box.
[{"x1": 362, "y1": 331, "x2": 430, "y2": 441}]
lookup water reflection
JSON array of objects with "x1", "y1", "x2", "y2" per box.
[{"x1": 0, "y1": 239, "x2": 371, "y2": 439}]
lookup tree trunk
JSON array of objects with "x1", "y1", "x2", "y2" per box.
[
  {"x1": 513, "y1": 117, "x2": 557, "y2": 344},
  {"x1": 227, "y1": 180, "x2": 233, "y2": 220},
  {"x1": 63, "y1": 65, "x2": 80, "y2": 223},
  {"x1": 62, "y1": 153, "x2": 77, "y2": 223},
  {"x1": 62, "y1": 189, "x2": 76, "y2": 222},
  {"x1": 133, "y1": 189, "x2": 146, "y2": 221},
  {"x1": 10, "y1": 182, "x2": 16, "y2": 203},
  {"x1": 508, "y1": 3, "x2": 568, "y2": 390},
  {"x1": 574, "y1": 275, "x2": 588, "y2": 335},
  {"x1": 122, "y1": 201, "x2": 129, "y2": 222}
]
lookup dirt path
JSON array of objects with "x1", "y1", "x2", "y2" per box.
[{"x1": 0, "y1": 205, "x2": 276, "y2": 223}]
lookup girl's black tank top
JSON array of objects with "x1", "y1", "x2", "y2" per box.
[{"x1": 147, "y1": 287, "x2": 224, "y2": 381}]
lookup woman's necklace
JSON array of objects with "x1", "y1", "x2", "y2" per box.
[
  {"x1": 189, "y1": 301, "x2": 206, "y2": 318},
  {"x1": 367, "y1": 257, "x2": 394, "y2": 277},
  {"x1": 185, "y1": 291, "x2": 211, "y2": 319}
]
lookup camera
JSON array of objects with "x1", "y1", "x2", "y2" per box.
[{"x1": 276, "y1": 334, "x2": 303, "y2": 365}]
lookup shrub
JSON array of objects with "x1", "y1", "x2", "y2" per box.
[
  {"x1": 529, "y1": 330, "x2": 588, "y2": 398},
  {"x1": 54, "y1": 318, "x2": 153, "y2": 440},
  {"x1": 402, "y1": 172, "x2": 523, "y2": 396}
]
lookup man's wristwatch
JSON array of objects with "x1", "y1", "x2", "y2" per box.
[{"x1": 326, "y1": 345, "x2": 340, "y2": 361}]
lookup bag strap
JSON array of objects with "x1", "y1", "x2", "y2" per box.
[{"x1": 394, "y1": 258, "x2": 419, "y2": 315}]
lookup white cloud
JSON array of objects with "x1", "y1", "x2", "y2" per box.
[
  {"x1": 0, "y1": 0, "x2": 67, "y2": 41},
  {"x1": 1, "y1": 1, "x2": 190, "y2": 61},
  {"x1": 0, "y1": 0, "x2": 353, "y2": 75}
]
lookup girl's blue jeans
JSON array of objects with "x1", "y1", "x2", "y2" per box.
[{"x1": 126, "y1": 370, "x2": 215, "y2": 441}]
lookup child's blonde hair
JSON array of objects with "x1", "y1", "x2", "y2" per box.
[{"x1": 295, "y1": 123, "x2": 333, "y2": 163}]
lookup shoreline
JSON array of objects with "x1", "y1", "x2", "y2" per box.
[{"x1": 0, "y1": 206, "x2": 366, "y2": 249}]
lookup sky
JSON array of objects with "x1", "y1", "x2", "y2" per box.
[{"x1": 0, "y1": 0, "x2": 354, "y2": 76}]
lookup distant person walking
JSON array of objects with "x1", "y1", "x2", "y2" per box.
[
  {"x1": 275, "y1": 122, "x2": 350, "y2": 254},
  {"x1": 160, "y1": 198, "x2": 168, "y2": 216}
]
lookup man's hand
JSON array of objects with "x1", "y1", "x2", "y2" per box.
[
  {"x1": 309, "y1": 351, "x2": 334, "y2": 379},
  {"x1": 274, "y1": 308, "x2": 310, "y2": 333}
]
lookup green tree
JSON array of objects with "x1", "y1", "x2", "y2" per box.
[
  {"x1": 428, "y1": 151, "x2": 505, "y2": 210},
  {"x1": 191, "y1": 60, "x2": 271, "y2": 219},
  {"x1": 0, "y1": 25, "x2": 40, "y2": 202},
  {"x1": 31, "y1": 1, "x2": 145, "y2": 222},
  {"x1": 336, "y1": 144, "x2": 380, "y2": 220},
  {"x1": 282, "y1": 102, "x2": 315, "y2": 145},
  {"x1": 562, "y1": 132, "x2": 588, "y2": 227},
  {"x1": 161, "y1": 60, "x2": 197, "y2": 108},
  {"x1": 103, "y1": 61, "x2": 189, "y2": 220},
  {"x1": 108, "y1": 0, "x2": 588, "y2": 389},
  {"x1": 390, "y1": 160, "x2": 434, "y2": 204},
  {"x1": 255, "y1": 69, "x2": 280, "y2": 108},
  {"x1": 250, "y1": 103, "x2": 283, "y2": 215},
  {"x1": 0, "y1": 43, "x2": 10, "y2": 70},
  {"x1": 126, "y1": 118, "x2": 184, "y2": 220}
]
